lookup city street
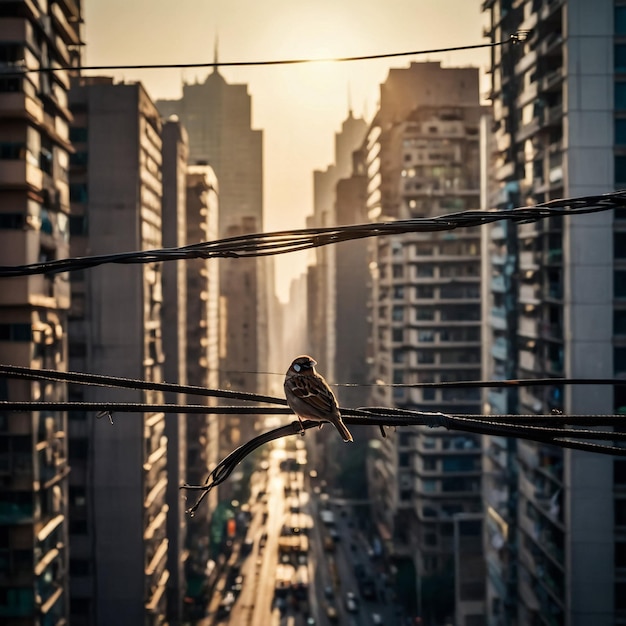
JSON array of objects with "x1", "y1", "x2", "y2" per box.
[{"x1": 201, "y1": 437, "x2": 397, "y2": 626}]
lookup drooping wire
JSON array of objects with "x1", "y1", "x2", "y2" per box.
[
  {"x1": 0, "y1": 191, "x2": 623, "y2": 278},
  {"x1": 0, "y1": 37, "x2": 514, "y2": 77}
]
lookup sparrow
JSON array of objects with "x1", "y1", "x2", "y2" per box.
[{"x1": 284, "y1": 355, "x2": 353, "y2": 442}]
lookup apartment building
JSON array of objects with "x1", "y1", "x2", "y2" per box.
[
  {"x1": 67, "y1": 77, "x2": 169, "y2": 625},
  {"x1": 160, "y1": 119, "x2": 189, "y2": 624},
  {"x1": 183, "y1": 164, "x2": 221, "y2": 605},
  {"x1": 482, "y1": 1, "x2": 616, "y2": 624},
  {"x1": 365, "y1": 62, "x2": 485, "y2": 622},
  {"x1": 0, "y1": 1, "x2": 81, "y2": 623}
]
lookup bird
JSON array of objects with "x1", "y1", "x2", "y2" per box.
[{"x1": 284, "y1": 355, "x2": 353, "y2": 442}]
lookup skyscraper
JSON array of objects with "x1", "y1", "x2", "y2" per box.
[
  {"x1": 482, "y1": 1, "x2": 615, "y2": 623},
  {"x1": 161, "y1": 119, "x2": 189, "y2": 624},
  {"x1": 68, "y1": 77, "x2": 169, "y2": 625},
  {"x1": 0, "y1": 1, "x2": 81, "y2": 622},
  {"x1": 364, "y1": 62, "x2": 485, "y2": 621},
  {"x1": 156, "y1": 66, "x2": 268, "y2": 449}
]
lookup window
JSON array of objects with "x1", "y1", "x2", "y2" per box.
[
  {"x1": 418, "y1": 330, "x2": 434, "y2": 342},
  {"x1": 615, "y1": 271, "x2": 626, "y2": 298},
  {"x1": 0, "y1": 214, "x2": 25, "y2": 229},
  {"x1": 69, "y1": 215, "x2": 88, "y2": 236},
  {"x1": 69, "y1": 127, "x2": 88, "y2": 143},
  {"x1": 415, "y1": 307, "x2": 435, "y2": 321},
  {"x1": 618, "y1": 6, "x2": 626, "y2": 35},
  {"x1": 69, "y1": 183, "x2": 88, "y2": 203},
  {"x1": 617, "y1": 119, "x2": 626, "y2": 145},
  {"x1": 617, "y1": 83, "x2": 626, "y2": 112},
  {"x1": 392, "y1": 306, "x2": 404, "y2": 321},
  {"x1": 617, "y1": 45, "x2": 626, "y2": 72},
  {"x1": 392, "y1": 264, "x2": 404, "y2": 278},
  {"x1": 415, "y1": 286, "x2": 434, "y2": 299},
  {"x1": 423, "y1": 458, "x2": 437, "y2": 471},
  {"x1": 0, "y1": 142, "x2": 25, "y2": 159},
  {"x1": 392, "y1": 328, "x2": 404, "y2": 343},
  {"x1": 393, "y1": 286, "x2": 405, "y2": 299},
  {"x1": 399, "y1": 452, "x2": 410, "y2": 467},
  {"x1": 0, "y1": 324, "x2": 31, "y2": 342},
  {"x1": 615, "y1": 311, "x2": 626, "y2": 335},
  {"x1": 423, "y1": 388, "x2": 436, "y2": 401}
]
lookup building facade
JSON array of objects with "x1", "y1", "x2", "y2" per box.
[
  {"x1": 156, "y1": 68, "x2": 269, "y2": 413},
  {"x1": 0, "y1": 1, "x2": 81, "y2": 623},
  {"x1": 160, "y1": 119, "x2": 189, "y2": 624},
  {"x1": 482, "y1": 1, "x2": 616, "y2": 624},
  {"x1": 183, "y1": 164, "x2": 221, "y2": 606},
  {"x1": 67, "y1": 77, "x2": 169, "y2": 625},
  {"x1": 364, "y1": 62, "x2": 485, "y2": 622}
]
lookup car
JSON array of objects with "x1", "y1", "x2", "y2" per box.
[
  {"x1": 325, "y1": 603, "x2": 339, "y2": 622},
  {"x1": 372, "y1": 613, "x2": 383, "y2": 625},
  {"x1": 230, "y1": 575, "x2": 244, "y2": 596},
  {"x1": 345, "y1": 591, "x2": 359, "y2": 613},
  {"x1": 324, "y1": 585, "x2": 334, "y2": 599},
  {"x1": 216, "y1": 591, "x2": 236, "y2": 619}
]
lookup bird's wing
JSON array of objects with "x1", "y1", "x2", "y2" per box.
[{"x1": 286, "y1": 374, "x2": 337, "y2": 415}]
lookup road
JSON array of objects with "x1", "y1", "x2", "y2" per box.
[{"x1": 202, "y1": 438, "x2": 396, "y2": 626}]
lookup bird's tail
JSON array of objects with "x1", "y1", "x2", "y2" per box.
[{"x1": 330, "y1": 415, "x2": 354, "y2": 443}]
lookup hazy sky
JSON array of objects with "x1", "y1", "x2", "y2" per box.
[{"x1": 84, "y1": 0, "x2": 489, "y2": 301}]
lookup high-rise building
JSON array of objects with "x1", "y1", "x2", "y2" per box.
[
  {"x1": 482, "y1": 1, "x2": 616, "y2": 624},
  {"x1": 309, "y1": 109, "x2": 368, "y2": 382},
  {"x1": 183, "y1": 164, "x2": 221, "y2": 605},
  {"x1": 156, "y1": 67, "x2": 268, "y2": 420},
  {"x1": 161, "y1": 119, "x2": 189, "y2": 624},
  {"x1": 0, "y1": 1, "x2": 81, "y2": 623},
  {"x1": 67, "y1": 77, "x2": 169, "y2": 625},
  {"x1": 364, "y1": 62, "x2": 485, "y2": 621}
]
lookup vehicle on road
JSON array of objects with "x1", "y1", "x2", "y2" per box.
[
  {"x1": 230, "y1": 575, "x2": 244, "y2": 597},
  {"x1": 216, "y1": 591, "x2": 236, "y2": 620},
  {"x1": 320, "y1": 509, "x2": 335, "y2": 525},
  {"x1": 372, "y1": 613, "x2": 383, "y2": 624},
  {"x1": 324, "y1": 585, "x2": 334, "y2": 600},
  {"x1": 325, "y1": 602, "x2": 339, "y2": 622},
  {"x1": 345, "y1": 591, "x2": 359, "y2": 613}
]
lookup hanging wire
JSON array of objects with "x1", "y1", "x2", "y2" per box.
[
  {"x1": 0, "y1": 37, "x2": 514, "y2": 77},
  {"x1": 0, "y1": 191, "x2": 624, "y2": 278},
  {"x1": 3, "y1": 365, "x2": 626, "y2": 514}
]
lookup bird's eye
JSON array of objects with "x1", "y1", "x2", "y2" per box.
[{"x1": 293, "y1": 363, "x2": 301, "y2": 372}]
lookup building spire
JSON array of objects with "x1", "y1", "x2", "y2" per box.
[
  {"x1": 213, "y1": 34, "x2": 219, "y2": 73},
  {"x1": 347, "y1": 82, "x2": 353, "y2": 118}
]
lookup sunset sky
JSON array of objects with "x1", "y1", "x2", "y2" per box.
[{"x1": 84, "y1": 0, "x2": 489, "y2": 300}]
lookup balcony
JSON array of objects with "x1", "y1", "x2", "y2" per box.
[
  {"x1": 519, "y1": 315, "x2": 538, "y2": 338},
  {"x1": 519, "y1": 349, "x2": 539, "y2": 373},
  {"x1": 488, "y1": 388, "x2": 509, "y2": 415},
  {"x1": 519, "y1": 251, "x2": 539, "y2": 270},
  {"x1": 491, "y1": 339, "x2": 509, "y2": 362},
  {"x1": 491, "y1": 274, "x2": 506, "y2": 293},
  {"x1": 490, "y1": 306, "x2": 508, "y2": 330},
  {"x1": 519, "y1": 284, "x2": 541, "y2": 305},
  {"x1": 518, "y1": 221, "x2": 541, "y2": 238},
  {"x1": 0, "y1": 159, "x2": 43, "y2": 189}
]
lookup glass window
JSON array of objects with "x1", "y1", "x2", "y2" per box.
[
  {"x1": 616, "y1": 347, "x2": 626, "y2": 374},
  {"x1": 616, "y1": 233, "x2": 626, "y2": 257},
  {"x1": 615, "y1": 310, "x2": 626, "y2": 335},
  {"x1": 617, "y1": 45, "x2": 626, "y2": 72},
  {"x1": 616, "y1": 83, "x2": 626, "y2": 111},
  {"x1": 615, "y1": 271, "x2": 626, "y2": 298},
  {"x1": 0, "y1": 324, "x2": 31, "y2": 342},
  {"x1": 617, "y1": 6, "x2": 626, "y2": 35},
  {"x1": 616, "y1": 119, "x2": 626, "y2": 145}
]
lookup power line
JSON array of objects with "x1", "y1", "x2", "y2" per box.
[
  {"x1": 0, "y1": 191, "x2": 623, "y2": 278},
  {"x1": 1, "y1": 37, "x2": 514, "y2": 77}
]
